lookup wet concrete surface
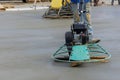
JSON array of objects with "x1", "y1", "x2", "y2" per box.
[{"x1": 0, "y1": 6, "x2": 120, "y2": 80}]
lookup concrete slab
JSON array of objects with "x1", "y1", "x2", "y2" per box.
[{"x1": 0, "y1": 6, "x2": 120, "y2": 80}]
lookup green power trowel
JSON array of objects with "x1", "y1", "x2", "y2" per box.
[
  {"x1": 52, "y1": 0, "x2": 111, "y2": 67},
  {"x1": 70, "y1": 45, "x2": 90, "y2": 61}
]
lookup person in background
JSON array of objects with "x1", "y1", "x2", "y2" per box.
[
  {"x1": 22, "y1": 0, "x2": 27, "y2": 3},
  {"x1": 94, "y1": 0, "x2": 99, "y2": 6},
  {"x1": 90, "y1": 0, "x2": 93, "y2": 6},
  {"x1": 111, "y1": 0, "x2": 120, "y2": 5}
]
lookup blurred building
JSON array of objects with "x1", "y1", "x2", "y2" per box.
[
  {"x1": 0, "y1": 0, "x2": 50, "y2": 2},
  {"x1": 0, "y1": 0, "x2": 118, "y2": 4}
]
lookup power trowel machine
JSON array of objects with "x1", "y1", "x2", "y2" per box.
[{"x1": 52, "y1": 0, "x2": 111, "y2": 67}]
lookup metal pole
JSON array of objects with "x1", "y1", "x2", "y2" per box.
[{"x1": 33, "y1": 0, "x2": 37, "y2": 10}]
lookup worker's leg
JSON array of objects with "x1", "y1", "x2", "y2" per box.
[
  {"x1": 86, "y1": 2, "x2": 100, "y2": 43},
  {"x1": 111, "y1": 0, "x2": 114, "y2": 5},
  {"x1": 90, "y1": 0, "x2": 92, "y2": 6},
  {"x1": 71, "y1": 2, "x2": 91, "y2": 24},
  {"x1": 86, "y1": 2, "x2": 91, "y2": 24},
  {"x1": 84, "y1": 2, "x2": 93, "y2": 41},
  {"x1": 118, "y1": 0, "x2": 120, "y2": 5},
  {"x1": 94, "y1": 0, "x2": 97, "y2": 6},
  {"x1": 71, "y1": 3, "x2": 80, "y2": 23},
  {"x1": 83, "y1": 1, "x2": 100, "y2": 43}
]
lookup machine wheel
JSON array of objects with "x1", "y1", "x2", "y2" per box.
[
  {"x1": 65, "y1": 31, "x2": 73, "y2": 44},
  {"x1": 65, "y1": 31, "x2": 73, "y2": 55}
]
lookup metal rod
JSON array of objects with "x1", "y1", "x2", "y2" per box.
[{"x1": 33, "y1": 0, "x2": 37, "y2": 10}]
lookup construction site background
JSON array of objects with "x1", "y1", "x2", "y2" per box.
[
  {"x1": 0, "y1": 0, "x2": 120, "y2": 11},
  {"x1": 0, "y1": 0, "x2": 119, "y2": 4}
]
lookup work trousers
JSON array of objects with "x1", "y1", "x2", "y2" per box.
[{"x1": 71, "y1": 2, "x2": 91, "y2": 24}]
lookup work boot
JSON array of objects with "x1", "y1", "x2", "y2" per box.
[{"x1": 89, "y1": 39, "x2": 101, "y2": 44}]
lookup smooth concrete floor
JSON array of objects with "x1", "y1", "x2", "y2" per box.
[{"x1": 0, "y1": 6, "x2": 120, "y2": 80}]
